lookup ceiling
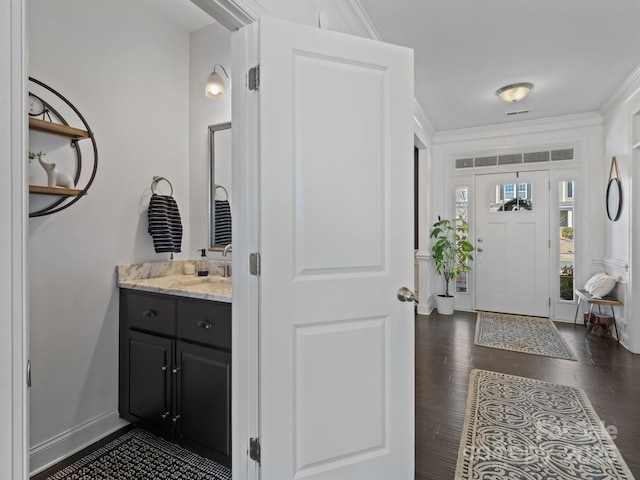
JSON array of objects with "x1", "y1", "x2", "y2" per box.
[
  {"x1": 147, "y1": 0, "x2": 640, "y2": 133},
  {"x1": 358, "y1": 0, "x2": 640, "y2": 132}
]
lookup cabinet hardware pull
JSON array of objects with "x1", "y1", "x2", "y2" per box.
[
  {"x1": 197, "y1": 320, "x2": 213, "y2": 329},
  {"x1": 172, "y1": 414, "x2": 181, "y2": 424},
  {"x1": 161, "y1": 365, "x2": 168, "y2": 371},
  {"x1": 172, "y1": 367, "x2": 181, "y2": 374},
  {"x1": 142, "y1": 310, "x2": 157, "y2": 318},
  {"x1": 162, "y1": 412, "x2": 170, "y2": 420}
]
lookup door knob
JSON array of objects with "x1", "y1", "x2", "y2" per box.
[
  {"x1": 397, "y1": 287, "x2": 418, "y2": 303},
  {"x1": 477, "y1": 247, "x2": 483, "y2": 252}
]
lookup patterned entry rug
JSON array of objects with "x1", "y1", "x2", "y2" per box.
[
  {"x1": 44, "y1": 428, "x2": 231, "y2": 480},
  {"x1": 475, "y1": 311, "x2": 577, "y2": 360},
  {"x1": 456, "y1": 369, "x2": 635, "y2": 480}
]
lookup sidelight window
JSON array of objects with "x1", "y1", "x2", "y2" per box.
[
  {"x1": 559, "y1": 180, "x2": 575, "y2": 301},
  {"x1": 455, "y1": 186, "x2": 469, "y2": 293}
]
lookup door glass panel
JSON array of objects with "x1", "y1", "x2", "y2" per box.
[
  {"x1": 489, "y1": 183, "x2": 533, "y2": 211},
  {"x1": 455, "y1": 186, "x2": 469, "y2": 293},
  {"x1": 559, "y1": 180, "x2": 575, "y2": 301}
]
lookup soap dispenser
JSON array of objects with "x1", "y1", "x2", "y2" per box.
[{"x1": 197, "y1": 249, "x2": 209, "y2": 277}]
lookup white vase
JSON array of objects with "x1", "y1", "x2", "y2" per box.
[{"x1": 435, "y1": 295, "x2": 455, "y2": 315}]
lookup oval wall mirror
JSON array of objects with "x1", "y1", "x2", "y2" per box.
[
  {"x1": 606, "y1": 156, "x2": 622, "y2": 222},
  {"x1": 606, "y1": 177, "x2": 622, "y2": 222}
]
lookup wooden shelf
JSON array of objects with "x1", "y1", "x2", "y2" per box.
[
  {"x1": 29, "y1": 185, "x2": 86, "y2": 196},
  {"x1": 29, "y1": 117, "x2": 89, "y2": 140}
]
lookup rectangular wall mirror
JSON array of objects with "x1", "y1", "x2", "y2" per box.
[{"x1": 209, "y1": 122, "x2": 232, "y2": 250}]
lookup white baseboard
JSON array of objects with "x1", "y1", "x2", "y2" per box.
[
  {"x1": 30, "y1": 410, "x2": 128, "y2": 476},
  {"x1": 417, "y1": 302, "x2": 433, "y2": 315}
]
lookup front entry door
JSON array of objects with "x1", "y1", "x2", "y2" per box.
[
  {"x1": 475, "y1": 171, "x2": 550, "y2": 316},
  {"x1": 242, "y1": 17, "x2": 416, "y2": 480}
]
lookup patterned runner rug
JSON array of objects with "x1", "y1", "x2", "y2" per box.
[
  {"x1": 456, "y1": 369, "x2": 635, "y2": 480},
  {"x1": 475, "y1": 311, "x2": 577, "y2": 360},
  {"x1": 44, "y1": 428, "x2": 231, "y2": 480}
]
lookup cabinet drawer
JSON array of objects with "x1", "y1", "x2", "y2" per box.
[
  {"x1": 177, "y1": 299, "x2": 231, "y2": 350},
  {"x1": 121, "y1": 290, "x2": 176, "y2": 336}
]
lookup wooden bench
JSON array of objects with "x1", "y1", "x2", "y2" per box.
[{"x1": 574, "y1": 289, "x2": 621, "y2": 341}]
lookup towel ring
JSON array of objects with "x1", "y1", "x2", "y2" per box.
[
  {"x1": 215, "y1": 185, "x2": 229, "y2": 201},
  {"x1": 151, "y1": 175, "x2": 173, "y2": 195}
]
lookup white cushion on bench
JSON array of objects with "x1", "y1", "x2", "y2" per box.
[{"x1": 584, "y1": 272, "x2": 617, "y2": 298}]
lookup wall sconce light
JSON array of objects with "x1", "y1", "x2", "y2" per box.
[
  {"x1": 495, "y1": 82, "x2": 534, "y2": 103},
  {"x1": 205, "y1": 64, "x2": 230, "y2": 99}
]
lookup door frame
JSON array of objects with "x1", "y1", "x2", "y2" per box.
[
  {"x1": 10, "y1": 1, "x2": 431, "y2": 477},
  {"x1": 443, "y1": 157, "x2": 584, "y2": 319},
  {"x1": 3, "y1": 0, "x2": 28, "y2": 477}
]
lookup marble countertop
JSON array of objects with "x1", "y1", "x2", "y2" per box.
[{"x1": 116, "y1": 261, "x2": 232, "y2": 303}]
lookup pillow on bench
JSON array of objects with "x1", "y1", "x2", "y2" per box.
[{"x1": 584, "y1": 272, "x2": 617, "y2": 298}]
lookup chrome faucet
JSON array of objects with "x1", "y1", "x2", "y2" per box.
[
  {"x1": 222, "y1": 244, "x2": 232, "y2": 278},
  {"x1": 222, "y1": 263, "x2": 231, "y2": 278}
]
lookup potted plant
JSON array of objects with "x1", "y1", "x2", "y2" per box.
[{"x1": 430, "y1": 216, "x2": 474, "y2": 315}]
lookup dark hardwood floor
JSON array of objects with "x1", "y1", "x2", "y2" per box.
[
  {"x1": 33, "y1": 310, "x2": 639, "y2": 479},
  {"x1": 415, "y1": 310, "x2": 640, "y2": 480}
]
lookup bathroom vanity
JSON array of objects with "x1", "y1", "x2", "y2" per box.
[{"x1": 117, "y1": 262, "x2": 232, "y2": 467}]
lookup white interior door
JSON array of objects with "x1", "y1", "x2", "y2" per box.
[
  {"x1": 475, "y1": 170, "x2": 550, "y2": 316},
  {"x1": 248, "y1": 16, "x2": 415, "y2": 480}
]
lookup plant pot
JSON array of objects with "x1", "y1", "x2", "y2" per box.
[{"x1": 435, "y1": 294, "x2": 455, "y2": 315}]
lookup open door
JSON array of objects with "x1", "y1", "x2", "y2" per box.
[{"x1": 234, "y1": 16, "x2": 415, "y2": 480}]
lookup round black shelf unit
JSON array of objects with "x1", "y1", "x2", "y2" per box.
[{"x1": 28, "y1": 77, "x2": 98, "y2": 217}]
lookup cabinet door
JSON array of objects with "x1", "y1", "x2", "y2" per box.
[
  {"x1": 121, "y1": 330, "x2": 173, "y2": 439},
  {"x1": 176, "y1": 340, "x2": 231, "y2": 466}
]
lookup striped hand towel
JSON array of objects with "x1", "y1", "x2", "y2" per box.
[
  {"x1": 214, "y1": 199, "x2": 232, "y2": 245},
  {"x1": 148, "y1": 194, "x2": 183, "y2": 253}
]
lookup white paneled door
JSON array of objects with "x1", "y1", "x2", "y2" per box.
[
  {"x1": 248, "y1": 17, "x2": 415, "y2": 480},
  {"x1": 475, "y1": 171, "x2": 550, "y2": 317}
]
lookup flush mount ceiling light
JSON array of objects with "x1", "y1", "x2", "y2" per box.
[
  {"x1": 205, "y1": 64, "x2": 230, "y2": 99},
  {"x1": 496, "y1": 82, "x2": 534, "y2": 103}
]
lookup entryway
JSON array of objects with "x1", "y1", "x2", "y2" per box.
[{"x1": 475, "y1": 170, "x2": 550, "y2": 316}]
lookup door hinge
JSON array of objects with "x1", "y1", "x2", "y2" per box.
[
  {"x1": 248, "y1": 65, "x2": 260, "y2": 91},
  {"x1": 549, "y1": 297, "x2": 551, "y2": 306},
  {"x1": 249, "y1": 437, "x2": 261, "y2": 464},
  {"x1": 249, "y1": 252, "x2": 261, "y2": 276}
]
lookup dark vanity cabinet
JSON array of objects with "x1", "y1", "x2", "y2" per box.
[{"x1": 119, "y1": 289, "x2": 231, "y2": 467}]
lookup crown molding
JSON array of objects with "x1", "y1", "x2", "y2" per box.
[
  {"x1": 600, "y1": 63, "x2": 640, "y2": 119},
  {"x1": 328, "y1": 0, "x2": 381, "y2": 39},
  {"x1": 190, "y1": 0, "x2": 266, "y2": 30},
  {"x1": 414, "y1": 99, "x2": 435, "y2": 142},
  {"x1": 432, "y1": 112, "x2": 603, "y2": 145}
]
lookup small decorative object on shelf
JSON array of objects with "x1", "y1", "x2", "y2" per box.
[
  {"x1": 28, "y1": 77, "x2": 98, "y2": 217},
  {"x1": 37, "y1": 153, "x2": 74, "y2": 189},
  {"x1": 28, "y1": 151, "x2": 43, "y2": 163}
]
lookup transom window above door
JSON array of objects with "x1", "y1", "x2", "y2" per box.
[{"x1": 455, "y1": 148, "x2": 574, "y2": 170}]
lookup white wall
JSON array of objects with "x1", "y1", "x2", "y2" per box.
[
  {"x1": 27, "y1": 0, "x2": 195, "y2": 472},
  {"x1": 602, "y1": 76, "x2": 640, "y2": 353},
  {"x1": 428, "y1": 114, "x2": 604, "y2": 319}
]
